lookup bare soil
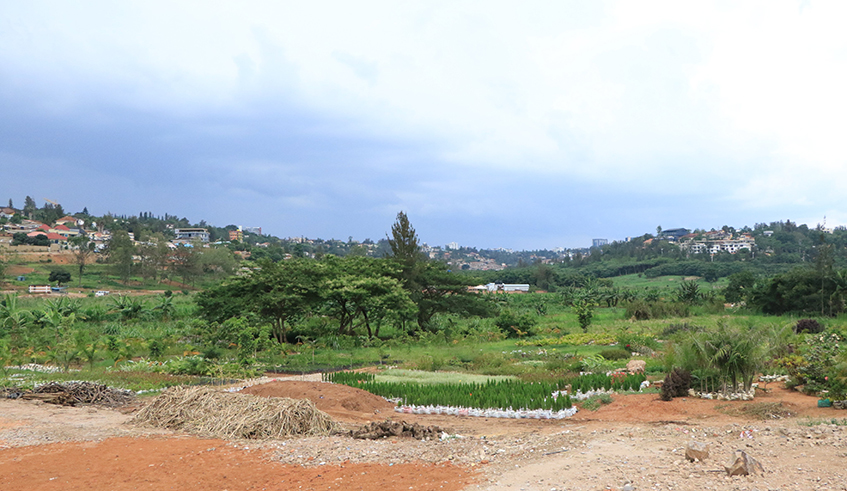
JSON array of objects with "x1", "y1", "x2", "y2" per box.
[{"x1": 2, "y1": 379, "x2": 847, "y2": 491}]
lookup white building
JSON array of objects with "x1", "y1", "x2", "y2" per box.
[{"x1": 174, "y1": 228, "x2": 210, "y2": 243}]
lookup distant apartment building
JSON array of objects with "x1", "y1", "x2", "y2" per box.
[
  {"x1": 682, "y1": 235, "x2": 754, "y2": 255},
  {"x1": 229, "y1": 229, "x2": 244, "y2": 242},
  {"x1": 243, "y1": 226, "x2": 262, "y2": 235},
  {"x1": 174, "y1": 228, "x2": 210, "y2": 243},
  {"x1": 446, "y1": 242, "x2": 459, "y2": 250},
  {"x1": 592, "y1": 238, "x2": 608, "y2": 248},
  {"x1": 659, "y1": 228, "x2": 691, "y2": 241}
]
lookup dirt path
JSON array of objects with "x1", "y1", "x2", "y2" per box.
[{"x1": 2, "y1": 382, "x2": 847, "y2": 491}]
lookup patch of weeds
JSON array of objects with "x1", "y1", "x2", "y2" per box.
[
  {"x1": 715, "y1": 402, "x2": 795, "y2": 420},
  {"x1": 580, "y1": 393, "x2": 613, "y2": 411}
]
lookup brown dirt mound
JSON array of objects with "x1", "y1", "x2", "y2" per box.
[
  {"x1": 0, "y1": 437, "x2": 477, "y2": 491},
  {"x1": 240, "y1": 381, "x2": 397, "y2": 423}
]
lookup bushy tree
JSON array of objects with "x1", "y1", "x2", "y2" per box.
[
  {"x1": 494, "y1": 309, "x2": 536, "y2": 338},
  {"x1": 48, "y1": 269, "x2": 71, "y2": 286},
  {"x1": 723, "y1": 270, "x2": 756, "y2": 304},
  {"x1": 106, "y1": 230, "x2": 135, "y2": 283}
]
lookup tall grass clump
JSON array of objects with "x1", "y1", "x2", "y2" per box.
[{"x1": 664, "y1": 322, "x2": 777, "y2": 394}]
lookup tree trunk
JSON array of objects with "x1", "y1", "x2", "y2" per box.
[{"x1": 361, "y1": 308, "x2": 372, "y2": 338}]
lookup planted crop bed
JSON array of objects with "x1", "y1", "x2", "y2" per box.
[{"x1": 323, "y1": 371, "x2": 646, "y2": 415}]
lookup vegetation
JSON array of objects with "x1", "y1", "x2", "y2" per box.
[{"x1": 3, "y1": 203, "x2": 847, "y2": 409}]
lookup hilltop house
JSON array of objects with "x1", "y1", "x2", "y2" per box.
[{"x1": 173, "y1": 228, "x2": 210, "y2": 243}]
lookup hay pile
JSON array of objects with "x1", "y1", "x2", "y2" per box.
[{"x1": 131, "y1": 386, "x2": 336, "y2": 439}]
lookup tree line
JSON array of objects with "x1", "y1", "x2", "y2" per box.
[{"x1": 196, "y1": 212, "x2": 495, "y2": 343}]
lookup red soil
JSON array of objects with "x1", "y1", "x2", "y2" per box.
[
  {"x1": 240, "y1": 380, "x2": 398, "y2": 423},
  {"x1": 0, "y1": 436, "x2": 477, "y2": 491}
]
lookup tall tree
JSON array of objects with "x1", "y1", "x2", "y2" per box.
[
  {"x1": 171, "y1": 246, "x2": 201, "y2": 287},
  {"x1": 384, "y1": 212, "x2": 494, "y2": 330},
  {"x1": 107, "y1": 230, "x2": 135, "y2": 284},
  {"x1": 320, "y1": 255, "x2": 415, "y2": 337},
  {"x1": 23, "y1": 196, "x2": 36, "y2": 218},
  {"x1": 70, "y1": 236, "x2": 95, "y2": 288},
  {"x1": 408, "y1": 262, "x2": 495, "y2": 329},
  {"x1": 387, "y1": 211, "x2": 422, "y2": 269}
]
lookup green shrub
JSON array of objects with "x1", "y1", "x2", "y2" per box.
[
  {"x1": 615, "y1": 333, "x2": 661, "y2": 353},
  {"x1": 598, "y1": 349, "x2": 630, "y2": 361},
  {"x1": 795, "y1": 318, "x2": 824, "y2": 334},
  {"x1": 543, "y1": 354, "x2": 581, "y2": 374},
  {"x1": 411, "y1": 354, "x2": 447, "y2": 372},
  {"x1": 494, "y1": 310, "x2": 537, "y2": 338},
  {"x1": 624, "y1": 300, "x2": 690, "y2": 320}
]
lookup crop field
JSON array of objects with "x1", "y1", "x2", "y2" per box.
[
  {"x1": 2, "y1": 286, "x2": 845, "y2": 407},
  {"x1": 3, "y1": 280, "x2": 847, "y2": 491}
]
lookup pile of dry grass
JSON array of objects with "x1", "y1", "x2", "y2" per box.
[
  {"x1": 131, "y1": 386, "x2": 335, "y2": 439},
  {"x1": 716, "y1": 401, "x2": 795, "y2": 420}
]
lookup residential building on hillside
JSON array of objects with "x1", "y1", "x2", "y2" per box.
[
  {"x1": 486, "y1": 283, "x2": 530, "y2": 293},
  {"x1": 658, "y1": 228, "x2": 690, "y2": 241},
  {"x1": 26, "y1": 231, "x2": 67, "y2": 244},
  {"x1": 592, "y1": 238, "x2": 608, "y2": 248},
  {"x1": 243, "y1": 226, "x2": 262, "y2": 235},
  {"x1": 229, "y1": 229, "x2": 243, "y2": 241},
  {"x1": 174, "y1": 228, "x2": 210, "y2": 242},
  {"x1": 680, "y1": 235, "x2": 754, "y2": 255},
  {"x1": 54, "y1": 216, "x2": 78, "y2": 226}
]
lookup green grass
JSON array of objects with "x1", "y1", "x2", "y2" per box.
[
  {"x1": 611, "y1": 273, "x2": 729, "y2": 290},
  {"x1": 373, "y1": 368, "x2": 516, "y2": 385},
  {"x1": 2, "y1": 257, "x2": 226, "y2": 293}
]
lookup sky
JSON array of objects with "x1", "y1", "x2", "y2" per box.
[{"x1": 1, "y1": 1, "x2": 846, "y2": 250}]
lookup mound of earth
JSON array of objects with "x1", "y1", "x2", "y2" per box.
[{"x1": 239, "y1": 381, "x2": 397, "y2": 423}]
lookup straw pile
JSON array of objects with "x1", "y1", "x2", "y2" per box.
[{"x1": 131, "y1": 386, "x2": 336, "y2": 439}]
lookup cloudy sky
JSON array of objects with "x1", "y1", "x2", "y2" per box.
[{"x1": 1, "y1": 1, "x2": 845, "y2": 249}]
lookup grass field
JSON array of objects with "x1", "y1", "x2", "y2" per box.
[{"x1": 610, "y1": 272, "x2": 729, "y2": 290}]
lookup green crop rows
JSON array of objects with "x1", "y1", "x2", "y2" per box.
[{"x1": 324, "y1": 371, "x2": 646, "y2": 410}]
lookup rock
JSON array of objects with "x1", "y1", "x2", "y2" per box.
[
  {"x1": 626, "y1": 360, "x2": 646, "y2": 374},
  {"x1": 685, "y1": 441, "x2": 710, "y2": 462},
  {"x1": 724, "y1": 450, "x2": 764, "y2": 476}
]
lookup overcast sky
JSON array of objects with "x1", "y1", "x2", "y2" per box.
[{"x1": 1, "y1": 1, "x2": 845, "y2": 249}]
